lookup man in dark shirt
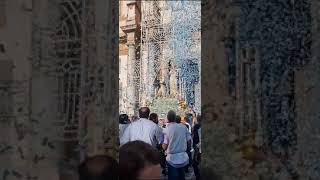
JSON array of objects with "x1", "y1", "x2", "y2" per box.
[
  {"x1": 150, "y1": 113, "x2": 167, "y2": 175},
  {"x1": 192, "y1": 114, "x2": 201, "y2": 180}
]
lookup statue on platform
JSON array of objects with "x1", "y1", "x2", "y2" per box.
[
  {"x1": 157, "y1": 81, "x2": 166, "y2": 98},
  {"x1": 156, "y1": 59, "x2": 180, "y2": 99},
  {"x1": 169, "y1": 65, "x2": 178, "y2": 98},
  {"x1": 157, "y1": 60, "x2": 168, "y2": 98}
]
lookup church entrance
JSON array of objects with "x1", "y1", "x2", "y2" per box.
[{"x1": 119, "y1": 1, "x2": 201, "y2": 118}]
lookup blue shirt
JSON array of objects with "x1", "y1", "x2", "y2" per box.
[{"x1": 163, "y1": 122, "x2": 191, "y2": 168}]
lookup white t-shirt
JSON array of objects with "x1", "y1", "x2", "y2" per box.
[
  {"x1": 120, "y1": 118, "x2": 163, "y2": 148},
  {"x1": 119, "y1": 123, "x2": 129, "y2": 140}
]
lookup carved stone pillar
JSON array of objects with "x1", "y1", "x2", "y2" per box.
[
  {"x1": 121, "y1": 1, "x2": 140, "y2": 115},
  {"x1": 127, "y1": 42, "x2": 136, "y2": 115}
]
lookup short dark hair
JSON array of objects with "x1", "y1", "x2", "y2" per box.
[
  {"x1": 78, "y1": 155, "x2": 118, "y2": 180},
  {"x1": 149, "y1": 113, "x2": 158, "y2": 124},
  {"x1": 119, "y1": 141, "x2": 160, "y2": 180},
  {"x1": 139, "y1": 107, "x2": 150, "y2": 118},
  {"x1": 119, "y1": 114, "x2": 129, "y2": 124},
  {"x1": 176, "y1": 115, "x2": 181, "y2": 123},
  {"x1": 167, "y1": 110, "x2": 176, "y2": 123}
]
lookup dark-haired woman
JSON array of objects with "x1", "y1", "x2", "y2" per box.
[{"x1": 119, "y1": 114, "x2": 129, "y2": 140}]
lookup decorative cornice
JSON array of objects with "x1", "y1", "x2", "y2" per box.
[
  {"x1": 126, "y1": 0, "x2": 137, "y2": 6},
  {"x1": 120, "y1": 23, "x2": 140, "y2": 34}
]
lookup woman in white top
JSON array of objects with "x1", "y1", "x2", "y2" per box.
[{"x1": 119, "y1": 114, "x2": 130, "y2": 140}]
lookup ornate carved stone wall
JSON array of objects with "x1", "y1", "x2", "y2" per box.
[
  {"x1": 0, "y1": 0, "x2": 118, "y2": 179},
  {"x1": 202, "y1": 0, "x2": 320, "y2": 179},
  {"x1": 119, "y1": 1, "x2": 141, "y2": 115}
]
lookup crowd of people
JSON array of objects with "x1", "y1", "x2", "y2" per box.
[
  {"x1": 78, "y1": 107, "x2": 201, "y2": 180},
  {"x1": 120, "y1": 107, "x2": 201, "y2": 180}
]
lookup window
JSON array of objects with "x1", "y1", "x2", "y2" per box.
[
  {"x1": 53, "y1": 0, "x2": 82, "y2": 142},
  {"x1": 60, "y1": 61, "x2": 81, "y2": 125},
  {"x1": 0, "y1": 60, "x2": 12, "y2": 81},
  {"x1": 226, "y1": 38, "x2": 236, "y2": 97},
  {"x1": 0, "y1": 0, "x2": 5, "y2": 27},
  {"x1": 0, "y1": 88, "x2": 10, "y2": 116},
  {"x1": 0, "y1": 43, "x2": 5, "y2": 53},
  {"x1": 0, "y1": 60, "x2": 12, "y2": 117}
]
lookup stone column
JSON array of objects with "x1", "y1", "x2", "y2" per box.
[
  {"x1": 120, "y1": 1, "x2": 141, "y2": 115},
  {"x1": 127, "y1": 42, "x2": 136, "y2": 115}
]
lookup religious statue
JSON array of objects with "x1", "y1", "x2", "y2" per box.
[
  {"x1": 156, "y1": 60, "x2": 168, "y2": 98},
  {"x1": 169, "y1": 65, "x2": 178, "y2": 98},
  {"x1": 157, "y1": 81, "x2": 166, "y2": 98}
]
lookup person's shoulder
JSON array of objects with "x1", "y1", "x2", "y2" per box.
[
  {"x1": 157, "y1": 125, "x2": 163, "y2": 131},
  {"x1": 177, "y1": 123, "x2": 184, "y2": 127},
  {"x1": 141, "y1": 118, "x2": 157, "y2": 126},
  {"x1": 177, "y1": 123, "x2": 188, "y2": 130},
  {"x1": 124, "y1": 122, "x2": 132, "y2": 129},
  {"x1": 164, "y1": 123, "x2": 172, "y2": 130},
  {"x1": 182, "y1": 124, "x2": 190, "y2": 131},
  {"x1": 119, "y1": 123, "x2": 128, "y2": 127}
]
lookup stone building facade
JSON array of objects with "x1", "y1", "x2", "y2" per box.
[
  {"x1": 119, "y1": 1, "x2": 201, "y2": 115},
  {"x1": 1, "y1": 0, "x2": 320, "y2": 179},
  {"x1": 119, "y1": 0, "x2": 141, "y2": 115},
  {"x1": 0, "y1": 0, "x2": 118, "y2": 179},
  {"x1": 202, "y1": 0, "x2": 320, "y2": 179}
]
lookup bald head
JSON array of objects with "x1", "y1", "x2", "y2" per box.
[
  {"x1": 78, "y1": 155, "x2": 118, "y2": 180},
  {"x1": 139, "y1": 107, "x2": 150, "y2": 119}
]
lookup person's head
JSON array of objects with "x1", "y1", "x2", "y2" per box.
[
  {"x1": 78, "y1": 155, "x2": 118, "y2": 180},
  {"x1": 149, "y1": 113, "x2": 158, "y2": 124},
  {"x1": 130, "y1": 115, "x2": 138, "y2": 122},
  {"x1": 158, "y1": 118, "x2": 165, "y2": 127},
  {"x1": 139, "y1": 107, "x2": 150, "y2": 119},
  {"x1": 119, "y1": 141, "x2": 161, "y2": 180},
  {"x1": 176, "y1": 115, "x2": 181, "y2": 123},
  {"x1": 119, "y1": 114, "x2": 129, "y2": 124},
  {"x1": 167, "y1": 110, "x2": 176, "y2": 123},
  {"x1": 181, "y1": 116, "x2": 187, "y2": 123}
]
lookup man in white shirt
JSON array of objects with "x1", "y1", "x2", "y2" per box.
[
  {"x1": 192, "y1": 115, "x2": 202, "y2": 180},
  {"x1": 162, "y1": 110, "x2": 191, "y2": 180},
  {"x1": 120, "y1": 107, "x2": 163, "y2": 148}
]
